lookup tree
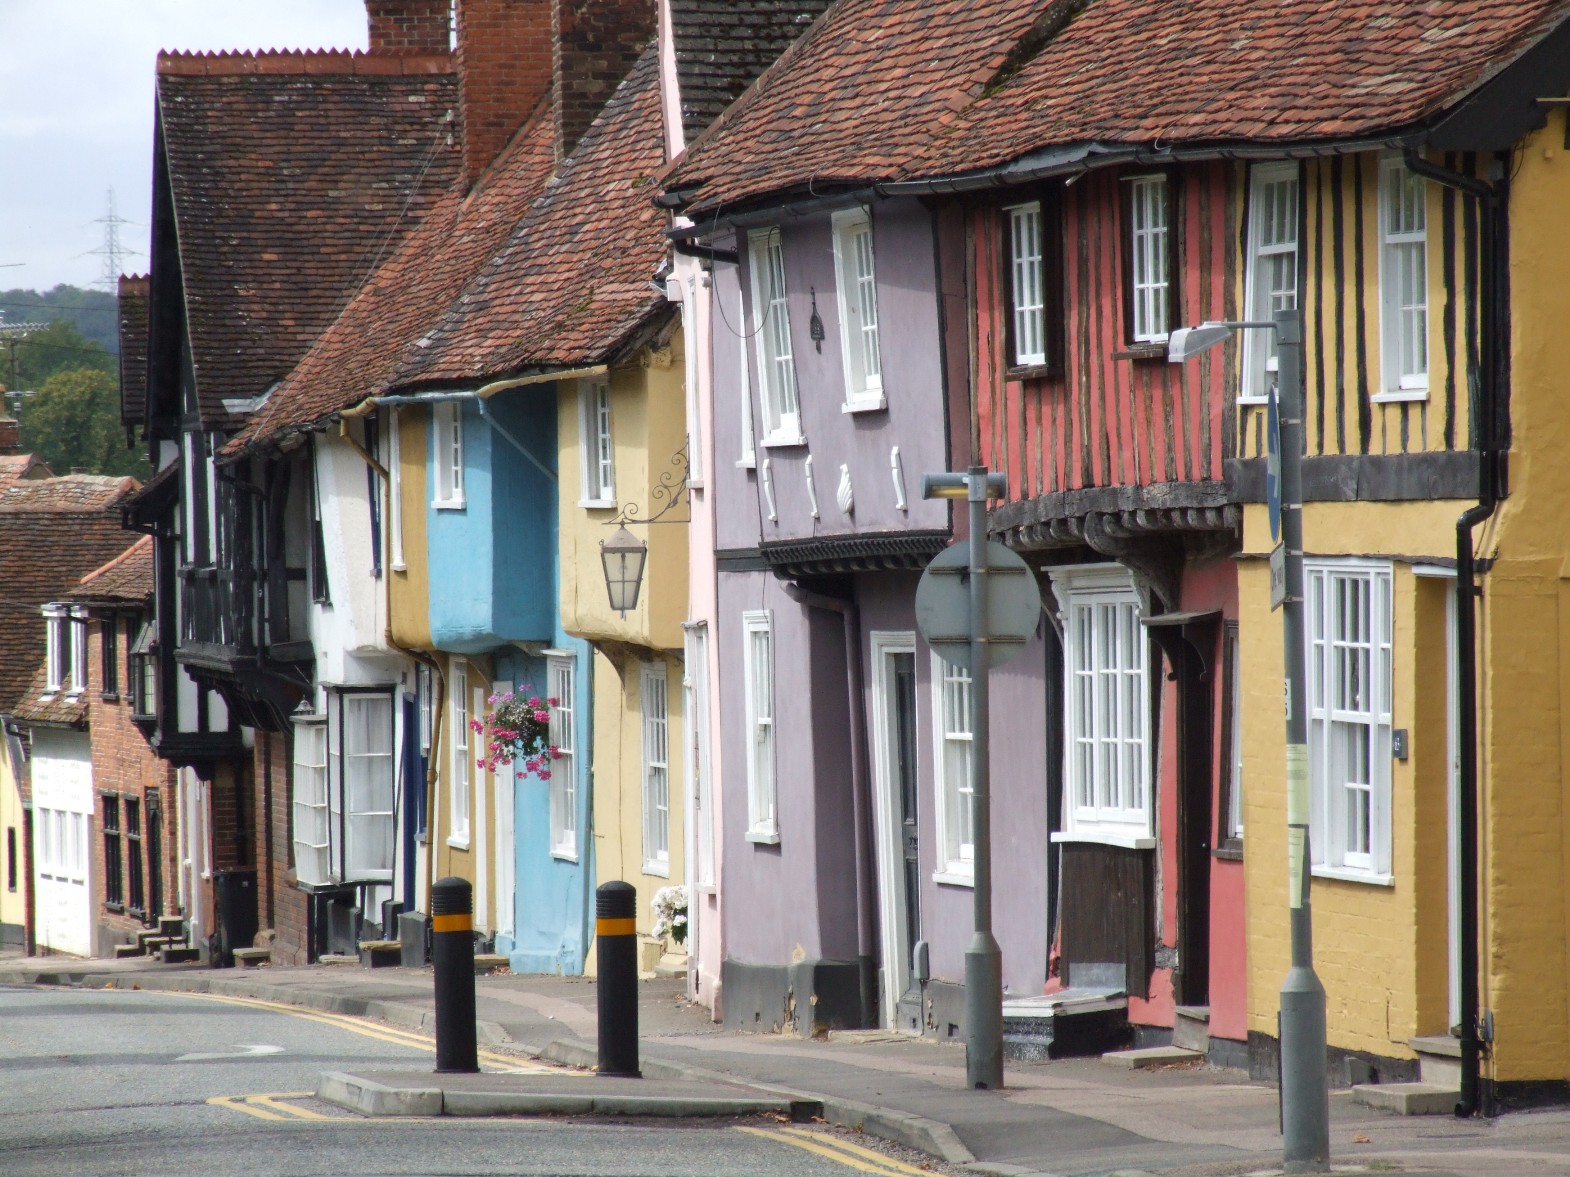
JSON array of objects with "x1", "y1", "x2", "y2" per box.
[
  {"x1": 2, "y1": 319, "x2": 114, "y2": 398},
  {"x1": 17, "y1": 367, "x2": 150, "y2": 481},
  {"x1": 0, "y1": 285, "x2": 119, "y2": 354}
]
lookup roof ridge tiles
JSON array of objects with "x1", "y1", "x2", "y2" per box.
[
  {"x1": 156, "y1": 48, "x2": 453, "y2": 77},
  {"x1": 75, "y1": 534, "x2": 154, "y2": 590}
]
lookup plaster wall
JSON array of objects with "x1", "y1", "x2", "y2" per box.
[
  {"x1": 0, "y1": 743, "x2": 24, "y2": 944},
  {"x1": 390, "y1": 408, "x2": 432, "y2": 650},
  {"x1": 1241, "y1": 497, "x2": 1460, "y2": 1061},
  {"x1": 314, "y1": 437, "x2": 388, "y2": 681},
  {"x1": 30, "y1": 729, "x2": 93, "y2": 957}
]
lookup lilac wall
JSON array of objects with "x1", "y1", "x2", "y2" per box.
[{"x1": 709, "y1": 198, "x2": 949, "y2": 552}]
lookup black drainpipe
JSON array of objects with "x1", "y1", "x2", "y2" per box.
[{"x1": 1402, "y1": 147, "x2": 1506, "y2": 1119}]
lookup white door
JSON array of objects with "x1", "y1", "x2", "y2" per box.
[
  {"x1": 31, "y1": 733, "x2": 93, "y2": 958},
  {"x1": 869, "y1": 632, "x2": 919, "y2": 1028},
  {"x1": 1446, "y1": 586, "x2": 1461, "y2": 1030}
]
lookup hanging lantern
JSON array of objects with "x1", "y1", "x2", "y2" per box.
[{"x1": 600, "y1": 525, "x2": 649, "y2": 617}]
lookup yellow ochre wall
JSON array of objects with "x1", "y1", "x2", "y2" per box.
[
  {"x1": 0, "y1": 753, "x2": 25, "y2": 945},
  {"x1": 1474, "y1": 115, "x2": 1570, "y2": 1083},
  {"x1": 429, "y1": 653, "x2": 496, "y2": 933},
  {"x1": 389, "y1": 407, "x2": 432, "y2": 651},
  {"x1": 556, "y1": 343, "x2": 690, "y2": 959},
  {"x1": 1240, "y1": 500, "x2": 1461, "y2": 1062}
]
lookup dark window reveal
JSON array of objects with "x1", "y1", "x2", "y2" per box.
[
  {"x1": 101, "y1": 615, "x2": 120, "y2": 699},
  {"x1": 103, "y1": 796, "x2": 123, "y2": 909},
  {"x1": 126, "y1": 798, "x2": 144, "y2": 916}
]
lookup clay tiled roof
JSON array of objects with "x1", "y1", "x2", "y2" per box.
[
  {"x1": 669, "y1": 1, "x2": 833, "y2": 146},
  {"x1": 664, "y1": 0, "x2": 1570, "y2": 213},
  {"x1": 0, "y1": 454, "x2": 53, "y2": 491},
  {"x1": 118, "y1": 274, "x2": 150, "y2": 430},
  {"x1": 10, "y1": 663, "x2": 88, "y2": 730},
  {"x1": 232, "y1": 98, "x2": 559, "y2": 452},
  {"x1": 156, "y1": 51, "x2": 458, "y2": 428},
  {"x1": 0, "y1": 475, "x2": 139, "y2": 714},
  {"x1": 65, "y1": 535, "x2": 155, "y2": 607},
  {"x1": 392, "y1": 45, "x2": 671, "y2": 387}
]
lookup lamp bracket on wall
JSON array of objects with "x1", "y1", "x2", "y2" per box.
[{"x1": 607, "y1": 439, "x2": 691, "y2": 527}]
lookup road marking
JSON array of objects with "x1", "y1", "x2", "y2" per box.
[
  {"x1": 177, "y1": 1043, "x2": 286, "y2": 1062},
  {"x1": 173, "y1": 991, "x2": 541, "y2": 1072},
  {"x1": 736, "y1": 1126, "x2": 933, "y2": 1176},
  {"x1": 206, "y1": 1095, "x2": 293, "y2": 1122}
]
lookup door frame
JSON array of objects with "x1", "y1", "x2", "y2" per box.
[{"x1": 868, "y1": 630, "x2": 918, "y2": 1029}]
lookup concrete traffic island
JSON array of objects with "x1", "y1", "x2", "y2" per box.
[{"x1": 318, "y1": 1068, "x2": 821, "y2": 1120}]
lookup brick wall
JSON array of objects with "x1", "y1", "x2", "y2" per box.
[
  {"x1": 553, "y1": 0, "x2": 657, "y2": 159},
  {"x1": 254, "y1": 728, "x2": 310, "y2": 966},
  {"x1": 367, "y1": 0, "x2": 451, "y2": 56},
  {"x1": 456, "y1": 0, "x2": 554, "y2": 187},
  {"x1": 85, "y1": 611, "x2": 179, "y2": 953}
]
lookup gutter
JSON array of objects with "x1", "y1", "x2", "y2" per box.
[
  {"x1": 784, "y1": 581, "x2": 879, "y2": 1028},
  {"x1": 1402, "y1": 147, "x2": 1505, "y2": 1120}
]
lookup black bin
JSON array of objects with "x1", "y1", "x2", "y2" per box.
[{"x1": 213, "y1": 868, "x2": 259, "y2": 968}]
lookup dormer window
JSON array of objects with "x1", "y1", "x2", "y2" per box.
[
  {"x1": 43, "y1": 606, "x2": 68, "y2": 695},
  {"x1": 68, "y1": 609, "x2": 88, "y2": 697}
]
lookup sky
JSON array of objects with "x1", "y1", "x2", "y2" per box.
[{"x1": 0, "y1": 1, "x2": 372, "y2": 299}]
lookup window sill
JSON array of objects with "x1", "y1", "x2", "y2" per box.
[
  {"x1": 1005, "y1": 362, "x2": 1057, "y2": 382},
  {"x1": 1051, "y1": 830, "x2": 1156, "y2": 850},
  {"x1": 390, "y1": 562, "x2": 407, "y2": 573},
  {"x1": 100, "y1": 692, "x2": 120, "y2": 703},
  {"x1": 760, "y1": 433, "x2": 807, "y2": 450},
  {"x1": 550, "y1": 846, "x2": 579, "y2": 863},
  {"x1": 1213, "y1": 839, "x2": 1244, "y2": 862},
  {"x1": 643, "y1": 860, "x2": 671, "y2": 879},
  {"x1": 1236, "y1": 395, "x2": 1269, "y2": 407},
  {"x1": 1311, "y1": 864, "x2": 1394, "y2": 887},
  {"x1": 1370, "y1": 389, "x2": 1429, "y2": 404},
  {"x1": 1112, "y1": 343, "x2": 1168, "y2": 362},
  {"x1": 432, "y1": 499, "x2": 467, "y2": 511},
  {"x1": 104, "y1": 902, "x2": 124, "y2": 914},
  {"x1": 842, "y1": 397, "x2": 887, "y2": 414},
  {"x1": 746, "y1": 827, "x2": 781, "y2": 846},
  {"x1": 932, "y1": 869, "x2": 974, "y2": 888},
  {"x1": 446, "y1": 835, "x2": 470, "y2": 851},
  {"x1": 736, "y1": 457, "x2": 757, "y2": 470},
  {"x1": 579, "y1": 499, "x2": 617, "y2": 510}
]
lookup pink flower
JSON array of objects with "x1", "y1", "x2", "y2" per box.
[{"x1": 546, "y1": 697, "x2": 559, "y2": 707}]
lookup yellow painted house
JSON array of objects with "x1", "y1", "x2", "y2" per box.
[
  {"x1": 557, "y1": 348, "x2": 691, "y2": 971},
  {"x1": 1232, "y1": 92, "x2": 1570, "y2": 1106}
]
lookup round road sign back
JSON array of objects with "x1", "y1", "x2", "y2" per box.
[{"x1": 915, "y1": 541, "x2": 1043, "y2": 672}]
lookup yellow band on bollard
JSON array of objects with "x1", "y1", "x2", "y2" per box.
[
  {"x1": 431, "y1": 913, "x2": 472, "y2": 933},
  {"x1": 595, "y1": 917, "x2": 637, "y2": 937}
]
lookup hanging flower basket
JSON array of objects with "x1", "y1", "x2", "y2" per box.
[
  {"x1": 474, "y1": 687, "x2": 559, "y2": 779},
  {"x1": 651, "y1": 884, "x2": 688, "y2": 947}
]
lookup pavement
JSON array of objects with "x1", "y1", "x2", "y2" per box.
[{"x1": 4, "y1": 951, "x2": 1570, "y2": 1177}]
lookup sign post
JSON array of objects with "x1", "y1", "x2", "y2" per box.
[{"x1": 916, "y1": 467, "x2": 1041, "y2": 1091}]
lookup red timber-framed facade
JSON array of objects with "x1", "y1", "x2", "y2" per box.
[{"x1": 968, "y1": 161, "x2": 1244, "y2": 1056}]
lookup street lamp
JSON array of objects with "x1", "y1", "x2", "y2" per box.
[
  {"x1": 600, "y1": 525, "x2": 648, "y2": 618},
  {"x1": 1168, "y1": 310, "x2": 1329, "y2": 1173}
]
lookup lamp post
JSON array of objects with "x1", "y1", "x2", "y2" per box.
[
  {"x1": 1168, "y1": 310, "x2": 1329, "y2": 1173},
  {"x1": 921, "y1": 466, "x2": 1009, "y2": 1090},
  {"x1": 600, "y1": 525, "x2": 648, "y2": 618}
]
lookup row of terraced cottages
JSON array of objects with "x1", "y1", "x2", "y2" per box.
[{"x1": 106, "y1": 0, "x2": 1570, "y2": 1111}]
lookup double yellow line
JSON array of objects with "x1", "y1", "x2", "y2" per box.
[
  {"x1": 737, "y1": 1125, "x2": 941, "y2": 1176},
  {"x1": 208, "y1": 1092, "x2": 342, "y2": 1122},
  {"x1": 177, "y1": 990, "x2": 539, "y2": 1072}
]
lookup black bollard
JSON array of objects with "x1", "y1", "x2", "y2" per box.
[
  {"x1": 431, "y1": 876, "x2": 478, "y2": 1074},
  {"x1": 595, "y1": 881, "x2": 640, "y2": 1077}
]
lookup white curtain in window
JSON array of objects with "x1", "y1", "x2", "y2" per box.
[
  {"x1": 344, "y1": 695, "x2": 395, "y2": 879},
  {"x1": 292, "y1": 722, "x2": 331, "y2": 886}
]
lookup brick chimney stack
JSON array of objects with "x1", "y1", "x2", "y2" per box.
[
  {"x1": 0, "y1": 418, "x2": 20, "y2": 456},
  {"x1": 456, "y1": 0, "x2": 554, "y2": 188},
  {"x1": 366, "y1": 0, "x2": 451, "y2": 55},
  {"x1": 553, "y1": 0, "x2": 657, "y2": 161}
]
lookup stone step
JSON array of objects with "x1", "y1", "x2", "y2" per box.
[
  {"x1": 159, "y1": 946, "x2": 200, "y2": 963},
  {"x1": 1002, "y1": 1034, "x2": 1054, "y2": 1062},
  {"x1": 113, "y1": 943, "x2": 144, "y2": 959},
  {"x1": 1353, "y1": 1082, "x2": 1459, "y2": 1116},
  {"x1": 474, "y1": 953, "x2": 508, "y2": 974},
  {"x1": 158, "y1": 916, "x2": 186, "y2": 939},
  {"x1": 1409, "y1": 1035, "x2": 1462, "y2": 1087},
  {"x1": 233, "y1": 947, "x2": 271, "y2": 969},
  {"x1": 136, "y1": 929, "x2": 168, "y2": 950},
  {"x1": 1102, "y1": 1045, "x2": 1204, "y2": 1070},
  {"x1": 1172, "y1": 1005, "x2": 1210, "y2": 1054},
  {"x1": 359, "y1": 940, "x2": 403, "y2": 969},
  {"x1": 319, "y1": 953, "x2": 360, "y2": 966}
]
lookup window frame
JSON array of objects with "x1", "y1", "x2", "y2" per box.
[
  {"x1": 448, "y1": 660, "x2": 471, "y2": 849},
  {"x1": 1376, "y1": 157, "x2": 1430, "y2": 401},
  {"x1": 291, "y1": 717, "x2": 331, "y2": 887},
  {"x1": 1216, "y1": 621, "x2": 1244, "y2": 853},
  {"x1": 336, "y1": 690, "x2": 397, "y2": 883},
  {"x1": 43, "y1": 606, "x2": 66, "y2": 695},
  {"x1": 684, "y1": 624, "x2": 715, "y2": 888},
  {"x1": 1049, "y1": 564, "x2": 1155, "y2": 847},
  {"x1": 1122, "y1": 172, "x2": 1177, "y2": 346},
  {"x1": 747, "y1": 227, "x2": 803, "y2": 447},
  {"x1": 578, "y1": 379, "x2": 616, "y2": 508},
  {"x1": 741, "y1": 610, "x2": 778, "y2": 843},
  {"x1": 100, "y1": 612, "x2": 120, "y2": 700},
  {"x1": 831, "y1": 207, "x2": 885, "y2": 412},
  {"x1": 1239, "y1": 162, "x2": 1301, "y2": 405},
  {"x1": 1002, "y1": 196, "x2": 1067, "y2": 374},
  {"x1": 1305, "y1": 559, "x2": 1395, "y2": 883},
  {"x1": 432, "y1": 401, "x2": 466, "y2": 509},
  {"x1": 930, "y1": 652, "x2": 975, "y2": 885},
  {"x1": 102, "y1": 794, "x2": 123, "y2": 910},
  {"x1": 737, "y1": 286, "x2": 757, "y2": 468},
  {"x1": 124, "y1": 797, "x2": 144, "y2": 916},
  {"x1": 547, "y1": 654, "x2": 578, "y2": 861},
  {"x1": 640, "y1": 662, "x2": 671, "y2": 877},
  {"x1": 67, "y1": 609, "x2": 88, "y2": 697}
]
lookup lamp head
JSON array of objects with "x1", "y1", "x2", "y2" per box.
[{"x1": 1166, "y1": 322, "x2": 1237, "y2": 363}]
